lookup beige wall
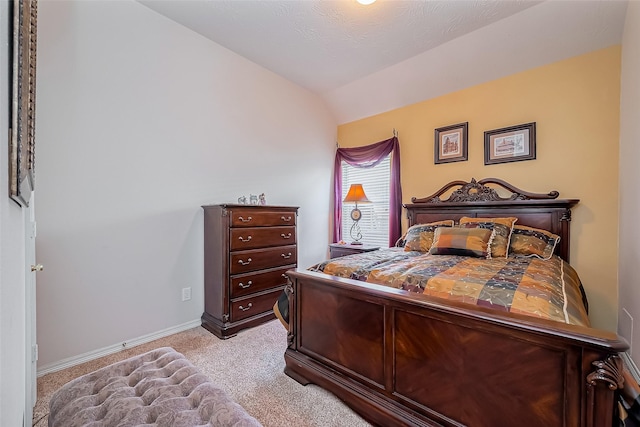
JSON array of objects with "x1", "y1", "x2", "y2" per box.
[{"x1": 337, "y1": 46, "x2": 621, "y2": 332}]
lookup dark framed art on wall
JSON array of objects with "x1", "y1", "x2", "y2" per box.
[
  {"x1": 434, "y1": 122, "x2": 468, "y2": 164},
  {"x1": 9, "y1": 0, "x2": 38, "y2": 207},
  {"x1": 484, "y1": 122, "x2": 536, "y2": 165}
]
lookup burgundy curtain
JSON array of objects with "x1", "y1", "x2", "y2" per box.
[{"x1": 333, "y1": 136, "x2": 402, "y2": 247}]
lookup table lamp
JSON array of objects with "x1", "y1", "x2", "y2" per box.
[{"x1": 343, "y1": 184, "x2": 371, "y2": 245}]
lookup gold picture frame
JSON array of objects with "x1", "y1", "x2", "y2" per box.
[{"x1": 9, "y1": 0, "x2": 38, "y2": 207}]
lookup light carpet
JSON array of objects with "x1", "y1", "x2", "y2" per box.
[{"x1": 33, "y1": 320, "x2": 372, "y2": 427}]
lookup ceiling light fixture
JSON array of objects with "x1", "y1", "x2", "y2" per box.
[{"x1": 356, "y1": 0, "x2": 376, "y2": 5}]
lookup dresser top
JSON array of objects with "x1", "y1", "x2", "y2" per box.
[{"x1": 202, "y1": 204, "x2": 299, "y2": 210}]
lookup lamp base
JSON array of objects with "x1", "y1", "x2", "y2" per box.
[
  {"x1": 349, "y1": 241, "x2": 363, "y2": 246},
  {"x1": 349, "y1": 219, "x2": 364, "y2": 246}
]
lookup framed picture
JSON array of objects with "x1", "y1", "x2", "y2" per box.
[
  {"x1": 9, "y1": 0, "x2": 38, "y2": 207},
  {"x1": 484, "y1": 122, "x2": 536, "y2": 165},
  {"x1": 434, "y1": 122, "x2": 468, "y2": 164}
]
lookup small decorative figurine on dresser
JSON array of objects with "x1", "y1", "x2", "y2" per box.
[
  {"x1": 237, "y1": 196, "x2": 247, "y2": 204},
  {"x1": 259, "y1": 193, "x2": 267, "y2": 205},
  {"x1": 249, "y1": 194, "x2": 258, "y2": 205}
]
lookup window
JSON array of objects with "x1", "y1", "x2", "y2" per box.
[
  {"x1": 333, "y1": 136, "x2": 401, "y2": 247},
  {"x1": 341, "y1": 155, "x2": 390, "y2": 247}
]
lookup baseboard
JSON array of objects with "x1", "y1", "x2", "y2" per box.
[
  {"x1": 622, "y1": 352, "x2": 640, "y2": 384},
  {"x1": 37, "y1": 319, "x2": 202, "y2": 377}
]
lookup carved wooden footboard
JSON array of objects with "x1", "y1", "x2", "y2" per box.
[
  {"x1": 284, "y1": 270, "x2": 626, "y2": 427},
  {"x1": 283, "y1": 179, "x2": 628, "y2": 427}
]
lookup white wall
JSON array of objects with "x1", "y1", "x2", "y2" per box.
[
  {"x1": 35, "y1": 0, "x2": 336, "y2": 370},
  {"x1": 0, "y1": 2, "x2": 28, "y2": 424},
  {"x1": 618, "y1": 0, "x2": 640, "y2": 368}
]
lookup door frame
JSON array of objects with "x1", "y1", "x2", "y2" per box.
[{"x1": 24, "y1": 193, "x2": 37, "y2": 426}]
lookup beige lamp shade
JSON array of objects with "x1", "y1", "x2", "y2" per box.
[{"x1": 343, "y1": 184, "x2": 371, "y2": 204}]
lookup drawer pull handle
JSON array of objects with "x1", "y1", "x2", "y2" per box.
[
  {"x1": 238, "y1": 303, "x2": 253, "y2": 312},
  {"x1": 239, "y1": 281, "x2": 252, "y2": 289},
  {"x1": 281, "y1": 233, "x2": 292, "y2": 239},
  {"x1": 238, "y1": 258, "x2": 252, "y2": 266},
  {"x1": 238, "y1": 216, "x2": 252, "y2": 223},
  {"x1": 281, "y1": 216, "x2": 292, "y2": 222},
  {"x1": 281, "y1": 253, "x2": 292, "y2": 259},
  {"x1": 238, "y1": 236, "x2": 252, "y2": 242},
  {"x1": 281, "y1": 274, "x2": 287, "y2": 278}
]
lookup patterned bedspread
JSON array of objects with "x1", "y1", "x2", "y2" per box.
[{"x1": 311, "y1": 248, "x2": 590, "y2": 327}]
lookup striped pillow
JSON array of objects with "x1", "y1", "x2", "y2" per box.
[
  {"x1": 429, "y1": 226, "x2": 495, "y2": 258},
  {"x1": 509, "y1": 225, "x2": 560, "y2": 260}
]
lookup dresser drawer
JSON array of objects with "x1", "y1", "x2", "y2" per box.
[
  {"x1": 231, "y1": 210, "x2": 296, "y2": 228},
  {"x1": 230, "y1": 226, "x2": 296, "y2": 251},
  {"x1": 231, "y1": 288, "x2": 283, "y2": 322},
  {"x1": 230, "y1": 267, "x2": 290, "y2": 298},
  {"x1": 230, "y1": 245, "x2": 297, "y2": 275}
]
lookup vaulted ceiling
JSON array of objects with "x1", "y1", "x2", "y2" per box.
[{"x1": 139, "y1": 0, "x2": 628, "y2": 123}]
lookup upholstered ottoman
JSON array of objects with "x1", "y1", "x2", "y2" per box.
[{"x1": 48, "y1": 347, "x2": 262, "y2": 427}]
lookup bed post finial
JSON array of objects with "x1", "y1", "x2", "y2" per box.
[
  {"x1": 587, "y1": 355, "x2": 624, "y2": 390},
  {"x1": 585, "y1": 355, "x2": 624, "y2": 427}
]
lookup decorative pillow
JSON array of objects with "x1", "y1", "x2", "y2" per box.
[
  {"x1": 459, "y1": 217, "x2": 518, "y2": 258},
  {"x1": 403, "y1": 220, "x2": 454, "y2": 252},
  {"x1": 509, "y1": 225, "x2": 560, "y2": 260},
  {"x1": 429, "y1": 226, "x2": 495, "y2": 258}
]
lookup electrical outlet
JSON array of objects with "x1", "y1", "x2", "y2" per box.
[{"x1": 182, "y1": 287, "x2": 192, "y2": 301}]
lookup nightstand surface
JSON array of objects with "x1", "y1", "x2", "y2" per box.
[{"x1": 329, "y1": 243, "x2": 380, "y2": 259}]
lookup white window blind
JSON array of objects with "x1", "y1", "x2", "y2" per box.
[{"x1": 341, "y1": 155, "x2": 391, "y2": 248}]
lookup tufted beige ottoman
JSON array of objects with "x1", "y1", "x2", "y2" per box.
[{"x1": 48, "y1": 347, "x2": 262, "y2": 427}]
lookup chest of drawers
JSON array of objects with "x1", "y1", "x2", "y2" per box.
[{"x1": 201, "y1": 204, "x2": 298, "y2": 339}]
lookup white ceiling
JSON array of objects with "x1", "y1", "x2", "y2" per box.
[{"x1": 139, "y1": 0, "x2": 629, "y2": 123}]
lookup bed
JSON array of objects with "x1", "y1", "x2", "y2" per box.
[{"x1": 282, "y1": 178, "x2": 628, "y2": 427}]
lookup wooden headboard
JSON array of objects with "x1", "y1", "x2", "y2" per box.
[{"x1": 403, "y1": 178, "x2": 579, "y2": 262}]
